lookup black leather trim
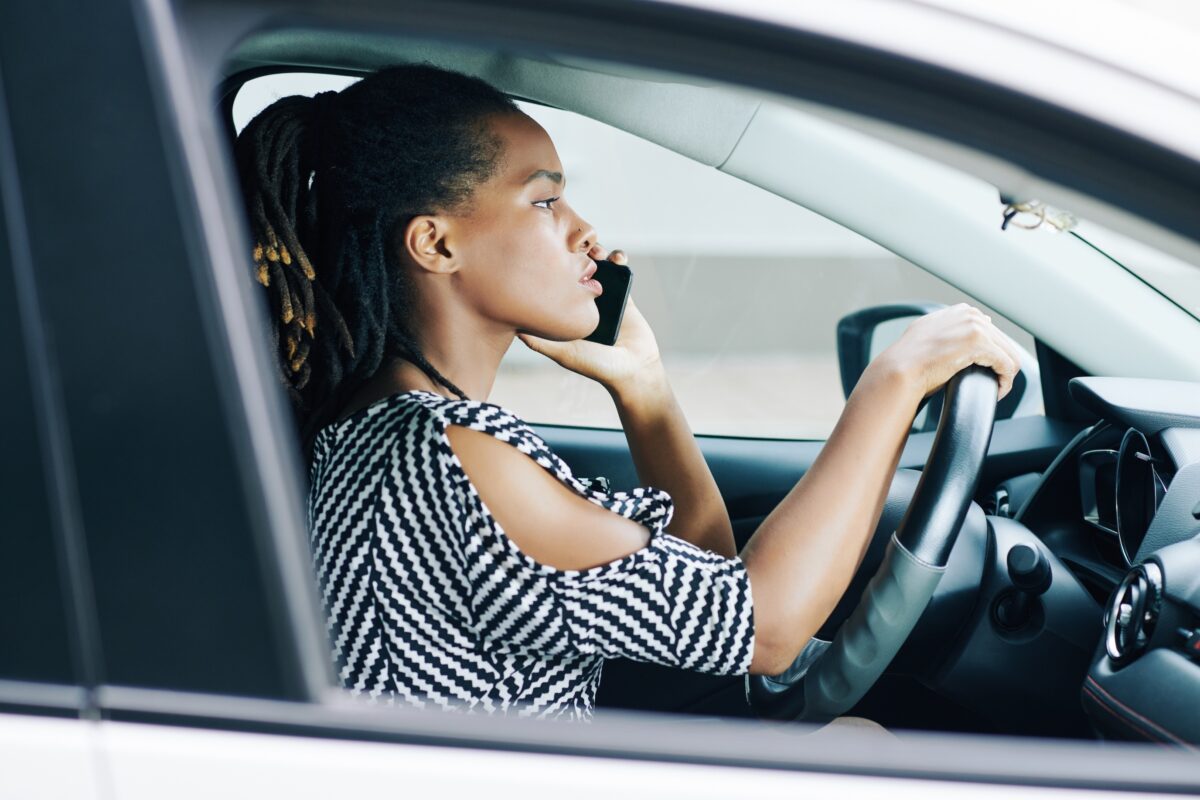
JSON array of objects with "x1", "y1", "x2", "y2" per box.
[
  {"x1": 1082, "y1": 676, "x2": 1186, "y2": 745},
  {"x1": 1084, "y1": 648, "x2": 1200, "y2": 746}
]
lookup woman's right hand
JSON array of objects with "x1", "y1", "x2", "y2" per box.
[{"x1": 870, "y1": 303, "x2": 1023, "y2": 403}]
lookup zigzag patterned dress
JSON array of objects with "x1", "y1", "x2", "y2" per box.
[{"x1": 307, "y1": 389, "x2": 755, "y2": 720}]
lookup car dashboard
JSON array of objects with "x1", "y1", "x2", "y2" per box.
[{"x1": 1018, "y1": 377, "x2": 1200, "y2": 744}]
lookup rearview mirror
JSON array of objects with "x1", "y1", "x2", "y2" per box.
[{"x1": 836, "y1": 303, "x2": 1038, "y2": 432}]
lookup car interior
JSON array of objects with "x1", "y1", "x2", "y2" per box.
[{"x1": 204, "y1": 23, "x2": 1200, "y2": 745}]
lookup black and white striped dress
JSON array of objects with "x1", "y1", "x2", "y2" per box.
[{"x1": 307, "y1": 389, "x2": 755, "y2": 720}]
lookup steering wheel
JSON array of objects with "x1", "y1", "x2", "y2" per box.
[{"x1": 746, "y1": 365, "x2": 998, "y2": 722}]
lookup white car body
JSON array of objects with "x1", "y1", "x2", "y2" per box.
[{"x1": 2, "y1": 0, "x2": 1198, "y2": 797}]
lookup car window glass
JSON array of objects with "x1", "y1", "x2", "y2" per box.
[
  {"x1": 0, "y1": 155, "x2": 74, "y2": 686},
  {"x1": 502, "y1": 104, "x2": 1039, "y2": 438},
  {"x1": 1070, "y1": 217, "x2": 1200, "y2": 320},
  {"x1": 234, "y1": 73, "x2": 1040, "y2": 440}
]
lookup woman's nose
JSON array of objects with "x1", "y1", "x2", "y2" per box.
[{"x1": 570, "y1": 214, "x2": 597, "y2": 253}]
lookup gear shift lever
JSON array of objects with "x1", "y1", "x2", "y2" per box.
[{"x1": 995, "y1": 544, "x2": 1051, "y2": 630}]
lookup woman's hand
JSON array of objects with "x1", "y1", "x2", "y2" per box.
[
  {"x1": 871, "y1": 303, "x2": 1023, "y2": 402},
  {"x1": 521, "y1": 247, "x2": 734, "y2": 557},
  {"x1": 517, "y1": 245, "x2": 664, "y2": 393}
]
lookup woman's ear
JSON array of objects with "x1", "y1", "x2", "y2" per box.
[{"x1": 402, "y1": 214, "x2": 459, "y2": 275}]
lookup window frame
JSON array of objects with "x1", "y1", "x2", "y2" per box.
[{"x1": 0, "y1": 0, "x2": 332, "y2": 712}]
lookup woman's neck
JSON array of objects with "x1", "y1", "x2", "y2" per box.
[
  {"x1": 332, "y1": 279, "x2": 517, "y2": 421},
  {"x1": 332, "y1": 334, "x2": 513, "y2": 422}
]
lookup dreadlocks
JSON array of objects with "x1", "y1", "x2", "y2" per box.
[{"x1": 234, "y1": 64, "x2": 519, "y2": 455}]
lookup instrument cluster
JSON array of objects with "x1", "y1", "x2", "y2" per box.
[{"x1": 1079, "y1": 427, "x2": 1169, "y2": 565}]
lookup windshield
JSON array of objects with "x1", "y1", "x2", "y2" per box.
[
  {"x1": 991, "y1": 197, "x2": 1200, "y2": 321},
  {"x1": 1071, "y1": 221, "x2": 1200, "y2": 321}
]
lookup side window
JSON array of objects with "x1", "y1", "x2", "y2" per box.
[
  {"x1": 233, "y1": 74, "x2": 1040, "y2": 441},
  {"x1": 494, "y1": 102, "x2": 1040, "y2": 439},
  {"x1": 0, "y1": 147, "x2": 74, "y2": 686}
]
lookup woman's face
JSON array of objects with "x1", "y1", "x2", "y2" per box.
[{"x1": 444, "y1": 111, "x2": 602, "y2": 341}]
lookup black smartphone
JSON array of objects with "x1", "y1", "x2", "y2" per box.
[{"x1": 583, "y1": 258, "x2": 633, "y2": 346}]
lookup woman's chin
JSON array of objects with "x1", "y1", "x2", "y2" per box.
[
  {"x1": 574, "y1": 307, "x2": 601, "y2": 340},
  {"x1": 521, "y1": 304, "x2": 599, "y2": 342}
]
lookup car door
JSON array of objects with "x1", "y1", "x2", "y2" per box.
[{"x1": 5, "y1": 0, "x2": 1200, "y2": 796}]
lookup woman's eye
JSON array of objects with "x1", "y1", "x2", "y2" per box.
[{"x1": 533, "y1": 196, "x2": 560, "y2": 210}]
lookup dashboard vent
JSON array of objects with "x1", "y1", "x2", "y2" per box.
[{"x1": 1104, "y1": 562, "x2": 1163, "y2": 666}]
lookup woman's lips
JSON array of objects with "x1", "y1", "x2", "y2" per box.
[
  {"x1": 578, "y1": 258, "x2": 601, "y2": 295},
  {"x1": 580, "y1": 276, "x2": 603, "y2": 295}
]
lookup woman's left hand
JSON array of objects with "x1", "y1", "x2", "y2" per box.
[{"x1": 517, "y1": 245, "x2": 664, "y2": 393}]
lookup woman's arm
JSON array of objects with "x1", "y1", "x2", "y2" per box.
[
  {"x1": 740, "y1": 304, "x2": 1022, "y2": 674},
  {"x1": 493, "y1": 302, "x2": 1022, "y2": 675},
  {"x1": 739, "y1": 362, "x2": 917, "y2": 674},
  {"x1": 608, "y1": 367, "x2": 736, "y2": 558}
]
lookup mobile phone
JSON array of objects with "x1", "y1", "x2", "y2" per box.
[{"x1": 583, "y1": 258, "x2": 633, "y2": 346}]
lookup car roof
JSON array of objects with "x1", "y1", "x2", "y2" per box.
[
  {"x1": 663, "y1": 0, "x2": 1200, "y2": 98},
  {"x1": 650, "y1": 0, "x2": 1200, "y2": 163}
]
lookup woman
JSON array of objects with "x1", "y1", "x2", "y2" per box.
[{"x1": 235, "y1": 64, "x2": 1021, "y2": 720}]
